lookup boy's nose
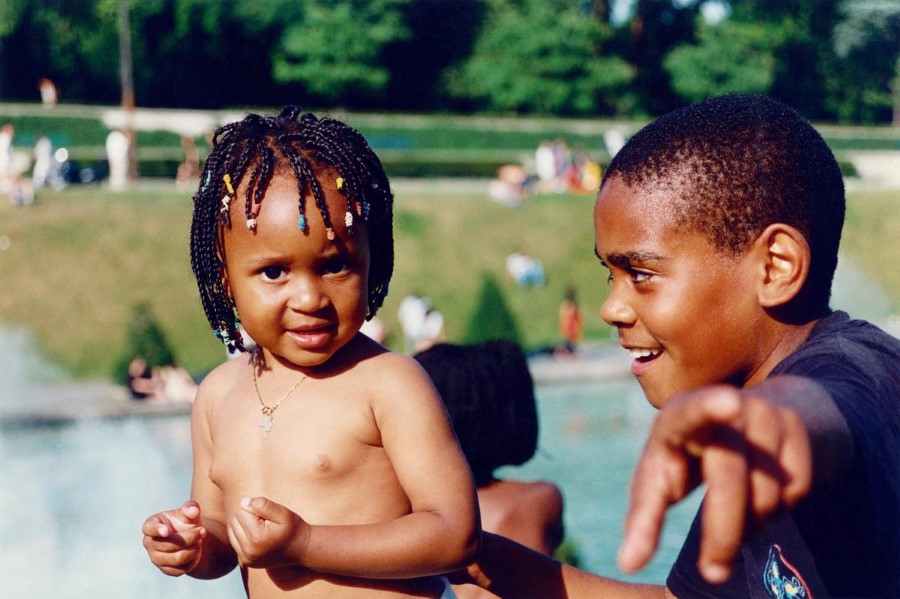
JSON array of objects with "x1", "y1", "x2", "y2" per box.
[{"x1": 600, "y1": 288, "x2": 636, "y2": 327}]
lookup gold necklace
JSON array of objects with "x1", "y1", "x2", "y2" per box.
[{"x1": 252, "y1": 367, "x2": 307, "y2": 438}]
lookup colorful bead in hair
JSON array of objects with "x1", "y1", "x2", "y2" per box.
[
  {"x1": 201, "y1": 170, "x2": 212, "y2": 193},
  {"x1": 190, "y1": 108, "x2": 395, "y2": 354}
]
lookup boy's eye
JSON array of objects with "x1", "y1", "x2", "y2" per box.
[
  {"x1": 606, "y1": 267, "x2": 652, "y2": 285},
  {"x1": 260, "y1": 266, "x2": 286, "y2": 281},
  {"x1": 631, "y1": 270, "x2": 652, "y2": 284}
]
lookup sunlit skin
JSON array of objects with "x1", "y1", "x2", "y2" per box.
[
  {"x1": 449, "y1": 174, "x2": 824, "y2": 598},
  {"x1": 594, "y1": 175, "x2": 794, "y2": 408},
  {"x1": 141, "y1": 171, "x2": 480, "y2": 598},
  {"x1": 222, "y1": 173, "x2": 370, "y2": 372}
]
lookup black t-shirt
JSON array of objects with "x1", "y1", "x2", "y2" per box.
[{"x1": 667, "y1": 311, "x2": 900, "y2": 598}]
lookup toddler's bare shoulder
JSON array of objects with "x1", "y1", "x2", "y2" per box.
[
  {"x1": 193, "y1": 356, "x2": 250, "y2": 408},
  {"x1": 361, "y1": 349, "x2": 431, "y2": 381}
]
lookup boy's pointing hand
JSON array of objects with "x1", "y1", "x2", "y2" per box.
[
  {"x1": 617, "y1": 385, "x2": 812, "y2": 584},
  {"x1": 228, "y1": 496, "x2": 311, "y2": 569}
]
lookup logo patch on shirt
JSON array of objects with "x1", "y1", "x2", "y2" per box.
[{"x1": 763, "y1": 544, "x2": 812, "y2": 599}]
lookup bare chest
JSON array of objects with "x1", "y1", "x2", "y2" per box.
[{"x1": 206, "y1": 389, "x2": 402, "y2": 520}]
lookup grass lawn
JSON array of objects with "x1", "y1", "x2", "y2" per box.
[
  {"x1": 1, "y1": 180, "x2": 897, "y2": 382},
  {"x1": 0, "y1": 182, "x2": 605, "y2": 380}
]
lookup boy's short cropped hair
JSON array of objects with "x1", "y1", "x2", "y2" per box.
[
  {"x1": 415, "y1": 340, "x2": 538, "y2": 486},
  {"x1": 603, "y1": 94, "x2": 845, "y2": 318}
]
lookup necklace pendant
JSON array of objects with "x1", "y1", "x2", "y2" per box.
[{"x1": 261, "y1": 413, "x2": 274, "y2": 437}]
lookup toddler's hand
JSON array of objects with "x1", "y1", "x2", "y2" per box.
[
  {"x1": 617, "y1": 386, "x2": 812, "y2": 584},
  {"x1": 228, "y1": 496, "x2": 311, "y2": 569},
  {"x1": 142, "y1": 501, "x2": 207, "y2": 576}
]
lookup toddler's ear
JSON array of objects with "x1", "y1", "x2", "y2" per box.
[{"x1": 754, "y1": 223, "x2": 810, "y2": 308}]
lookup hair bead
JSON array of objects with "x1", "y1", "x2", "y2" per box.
[{"x1": 191, "y1": 108, "x2": 394, "y2": 354}]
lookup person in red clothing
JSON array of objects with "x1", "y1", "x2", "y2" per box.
[{"x1": 558, "y1": 286, "x2": 583, "y2": 355}]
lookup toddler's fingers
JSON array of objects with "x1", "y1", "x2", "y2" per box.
[
  {"x1": 144, "y1": 525, "x2": 206, "y2": 550},
  {"x1": 141, "y1": 516, "x2": 169, "y2": 538},
  {"x1": 180, "y1": 500, "x2": 201, "y2": 522},
  {"x1": 152, "y1": 546, "x2": 202, "y2": 576},
  {"x1": 226, "y1": 518, "x2": 249, "y2": 567},
  {"x1": 240, "y1": 496, "x2": 285, "y2": 522}
]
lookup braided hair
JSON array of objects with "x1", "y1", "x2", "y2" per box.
[
  {"x1": 190, "y1": 106, "x2": 394, "y2": 353},
  {"x1": 414, "y1": 340, "x2": 538, "y2": 487}
]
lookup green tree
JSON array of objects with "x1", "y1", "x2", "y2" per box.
[
  {"x1": 664, "y1": 18, "x2": 784, "y2": 103},
  {"x1": 113, "y1": 301, "x2": 176, "y2": 385},
  {"x1": 445, "y1": 0, "x2": 635, "y2": 115},
  {"x1": 620, "y1": 0, "x2": 703, "y2": 115},
  {"x1": 830, "y1": 0, "x2": 900, "y2": 123},
  {"x1": 714, "y1": 0, "x2": 842, "y2": 119},
  {"x1": 272, "y1": 0, "x2": 411, "y2": 106},
  {"x1": 463, "y1": 273, "x2": 522, "y2": 347}
]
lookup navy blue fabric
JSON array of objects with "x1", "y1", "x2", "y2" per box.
[{"x1": 667, "y1": 311, "x2": 900, "y2": 598}]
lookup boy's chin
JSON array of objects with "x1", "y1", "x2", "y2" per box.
[{"x1": 637, "y1": 381, "x2": 675, "y2": 410}]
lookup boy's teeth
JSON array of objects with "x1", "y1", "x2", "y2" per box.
[{"x1": 629, "y1": 348, "x2": 659, "y2": 358}]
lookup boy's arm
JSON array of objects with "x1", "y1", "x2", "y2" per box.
[
  {"x1": 457, "y1": 531, "x2": 665, "y2": 599},
  {"x1": 231, "y1": 355, "x2": 480, "y2": 578},
  {"x1": 618, "y1": 375, "x2": 851, "y2": 583}
]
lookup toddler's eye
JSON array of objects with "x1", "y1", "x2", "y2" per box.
[
  {"x1": 261, "y1": 266, "x2": 286, "y2": 281},
  {"x1": 323, "y1": 258, "x2": 350, "y2": 275}
]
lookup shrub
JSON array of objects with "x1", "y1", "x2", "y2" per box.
[
  {"x1": 463, "y1": 272, "x2": 522, "y2": 346},
  {"x1": 112, "y1": 302, "x2": 176, "y2": 385}
]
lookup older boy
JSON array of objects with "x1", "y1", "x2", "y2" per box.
[{"x1": 461, "y1": 94, "x2": 900, "y2": 598}]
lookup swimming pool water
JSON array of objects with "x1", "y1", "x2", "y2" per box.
[{"x1": 0, "y1": 379, "x2": 701, "y2": 598}]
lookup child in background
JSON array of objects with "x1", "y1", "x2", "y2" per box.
[
  {"x1": 456, "y1": 94, "x2": 900, "y2": 597},
  {"x1": 558, "y1": 286, "x2": 582, "y2": 355},
  {"x1": 415, "y1": 340, "x2": 564, "y2": 599},
  {"x1": 141, "y1": 108, "x2": 479, "y2": 598}
]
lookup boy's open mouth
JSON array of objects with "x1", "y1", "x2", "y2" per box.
[{"x1": 629, "y1": 348, "x2": 662, "y2": 363}]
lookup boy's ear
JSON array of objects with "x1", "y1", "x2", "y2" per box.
[{"x1": 753, "y1": 223, "x2": 810, "y2": 308}]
